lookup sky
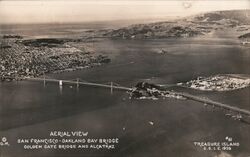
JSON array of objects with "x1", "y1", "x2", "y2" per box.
[{"x1": 0, "y1": 0, "x2": 249, "y2": 24}]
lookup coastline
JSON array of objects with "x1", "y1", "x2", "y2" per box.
[{"x1": 0, "y1": 36, "x2": 111, "y2": 81}]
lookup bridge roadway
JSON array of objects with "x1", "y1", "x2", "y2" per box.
[
  {"x1": 6, "y1": 76, "x2": 250, "y2": 117},
  {"x1": 172, "y1": 91, "x2": 250, "y2": 116},
  {"x1": 24, "y1": 77, "x2": 132, "y2": 91}
]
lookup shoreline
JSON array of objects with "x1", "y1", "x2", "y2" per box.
[{"x1": 0, "y1": 36, "x2": 111, "y2": 81}]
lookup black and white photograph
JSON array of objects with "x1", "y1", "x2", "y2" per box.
[{"x1": 0, "y1": 0, "x2": 250, "y2": 156}]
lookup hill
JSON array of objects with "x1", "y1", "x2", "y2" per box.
[
  {"x1": 191, "y1": 10, "x2": 250, "y2": 25},
  {"x1": 102, "y1": 10, "x2": 250, "y2": 39},
  {"x1": 239, "y1": 32, "x2": 250, "y2": 39}
]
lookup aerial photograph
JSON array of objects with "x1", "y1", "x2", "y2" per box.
[{"x1": 0, "y1": 0, "x2": 250, "y2": 157}]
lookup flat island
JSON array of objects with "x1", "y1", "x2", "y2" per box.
[{"x1": 182, "y1": 74, "x2": 250, "y2": 91}]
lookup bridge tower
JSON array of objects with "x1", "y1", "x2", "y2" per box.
[
  {"x1": 111, "y1": 82, "x2": 113, "y2": 95},
  {"x1": 122, "y1": 32, "x2": 125, "y2": 39},
  {"x1": 59, "y1": 80, "x2": 63, "y2": 86},
  {"x1": 43, "y1": 72, "x2": 46, "y2": 87},
  {"x1": 76, "y1": 78, "x2": 79, "y2": 90}
]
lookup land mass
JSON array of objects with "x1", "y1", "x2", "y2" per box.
[
  {"x1": 182, "y1": 74, "x2": 250, "y2": 91},
  {"x1": 100, "y1": 10, "x2": 250, "y2": 39},
  {"x1": 239, "y1": 32, "x2": 250, "y2": 39},
  {"x1": 1, "y1": 10, "x2": 250, "y2": 81},
  {"x1": 0, "y1": 36, "x2": 110, "y2": 81}
]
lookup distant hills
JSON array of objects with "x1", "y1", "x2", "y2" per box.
[
  {"x1": 101, "y1": 10, "x2": 250, "y2": 39},
  {"x1": 239, "y1": 32, "x2": 250, "y2": 39},
  {"x1": 191, "y1": 10, "x2": 250, "y2": 25}
]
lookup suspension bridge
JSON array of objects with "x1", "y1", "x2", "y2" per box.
[
  {"x1": 2, "y1": 76, "x2": 250, "y2": 117},
  {"x1": 22, "y1": 76, "x2": 132, "y2": 94}
]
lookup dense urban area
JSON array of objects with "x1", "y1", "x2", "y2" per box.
[
  {"x1": 1, "y1": 10, "x2": 250, "y2": 81},
  {"x1": 0, "y1": 35, "x2": 110, "y2": 81},
  {"x1": 183, "y1": 75, "x2": 250, "y2": 91}
]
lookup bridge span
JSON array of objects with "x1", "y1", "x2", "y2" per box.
[
  {"x1": 2, "y1": 76, "x2": 250, "y2": 117},
  {"x1": 173, "y1": 91, "x2": 250, "y2": 117},
  {"x1": 24, "y1": 77, "x2": 132, "y2": 91}
]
